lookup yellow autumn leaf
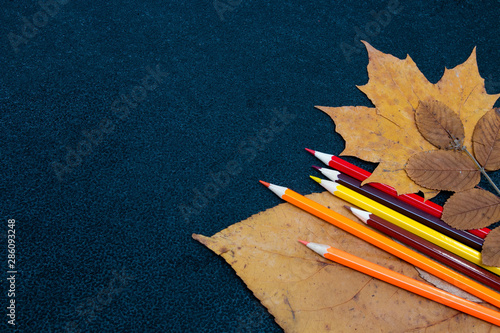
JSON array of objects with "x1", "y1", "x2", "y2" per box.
[
  {"x1": 194, "y1": 192, "x2": 500, "y2": 332},
  {"x1": 319, "y1": 105, "x2": 438, "y2": 197},
  {"x1": 317, "y1": 42, "x2": 500, "y2": 198}
]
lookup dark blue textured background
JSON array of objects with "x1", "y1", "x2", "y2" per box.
[{"x1": 3, "y1": 1, "x2": 500, "y2": 332}]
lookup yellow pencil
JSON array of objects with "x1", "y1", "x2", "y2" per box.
[
  {"x1": 310, "y1": 176, "x2": 500, "y2": 276},
  {"x1": 300, "y1": 240, "x2": 500, "y2": 327},
  {"x1": 260, "y1": 180, "x2": 500, "y2": 308}
]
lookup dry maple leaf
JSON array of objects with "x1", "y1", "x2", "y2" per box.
[
  {"x1": 317, "y1": 42, "x2": 500, "y2": 199},
  {"x1": 194, "y1": 192, "x2": 500, "y2": 332},
  {"x1": 319, "y1": 105, "x2": 438, "y2": 198}
]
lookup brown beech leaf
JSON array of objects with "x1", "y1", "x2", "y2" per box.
[
  {"x1": 473, "y1": 108, "x2": 500, "y2": 171},
  {"x1": 406, "y1": 150, "x2": 480, "y2": 192},
  {"x1": 317, "y1": 42, "x2": 500, "y2": 199},
  {"x1": 194, "y1": 192, "x2": 500, "y2": 332},
  {"x1": 482, "y1": 228, "x2": 500, "y2": 266},
  {"x1": 441, "y1": 188, "x2": 500, "y2": 230},
  {"x1": 415, "y1": 99, "x2": 465, "y2": 150}
]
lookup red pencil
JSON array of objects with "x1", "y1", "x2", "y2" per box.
[{"x1": 305, "y1": 148, "x2": 491, "y2": 238}]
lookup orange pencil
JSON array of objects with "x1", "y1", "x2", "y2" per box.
[
  {"x1": 259, "y1": 180, "x2": 500, "y2": 308},
  {"x1": 299, "y1": 240, "x2": 500, "y2": 326}
]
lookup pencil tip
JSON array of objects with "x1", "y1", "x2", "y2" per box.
[
  {"x1": 259, "y1": 180, "x2": 270, "y2": 187},
  {"x1": 349, "y1": 206, "x2": 370, "y2": 224},
  {"x1": 305, "y1": 148, "x2": 315, "y2": 155},
  {"x1": 310, "y1": 175, "x2": 322, "y2": 183},
  {"x1": 311, "y1": 165, "x2": 321, "y2": 171},
  {"x1": 298, "y1": 239, "x2": 309, "y2": 245}
]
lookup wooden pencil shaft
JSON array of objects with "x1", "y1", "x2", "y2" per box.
[
  {"x1": 321, "y1": 245, "x2": 500, "y2": 327},
  {"x1": 335, "y1": 172, "x2": 483, "y2": 251},
  {"x1": 469, "y1": 227, "x2": 490, "y2": 239},
  {"x1": 326, "y1": 154, "x2": 443, "y2": 217},
  {"x1": 272, "y1": 185, "x2": 500, "y2": 308},
  {"x1": 321, "y1": 153, "x2": 491, "y2": 238},
  {"x1": 327, "y1": 181, "x2": 500, "y2": 276},
  {"x1": 366, "y1": 214, "x2": 500, "y2": 292}
]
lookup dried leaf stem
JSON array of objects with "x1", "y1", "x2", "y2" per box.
[{"x1": 462, "y1": 146, "x2": 500, "y2": 196}]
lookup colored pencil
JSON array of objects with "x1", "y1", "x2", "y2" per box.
[
  {"x1": 299, "y1": 240, "x2": 500, "y2": 327},
  {"x1": 305, "y1": 148, "x2": 490, "y2": 238},
  {"x1": 305, "y1": 148, "x2": 442, "y2": 215},
  {"x1": 348, "y1": 206, "x2": 500, "y2": 292},
  {"x1": 259, "y1": 180, "x2": 500, "y2": 308},
  {"x1": 313, "y1": 166, "x2": 483, "y2": 251},
  {"x1": 310, "y1": 176, "x2": 500, "y2": 276}
]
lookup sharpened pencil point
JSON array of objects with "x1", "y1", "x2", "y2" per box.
[
  {"x1": 310, "y1": 175, "x2": 322, "y2": 183},
  {"x1": 305, "y1": 148, "x2": 316, "y2": 155},
  {"x1": 311, "y1": 165, "x2": 321, "y2": 171},
  {"x1": 349, "y1": 206, "x2": 370, "y2": 224},
  {"x1": 259, "y1": 180, "x2": 270, "y2": 187},
  {"x1": 298, "y1": 240, "x2": 309, "y2": 245}
]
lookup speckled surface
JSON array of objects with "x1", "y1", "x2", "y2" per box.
[{"x1": 2, "y1": 1, "x2": 500, "y2": 332}]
